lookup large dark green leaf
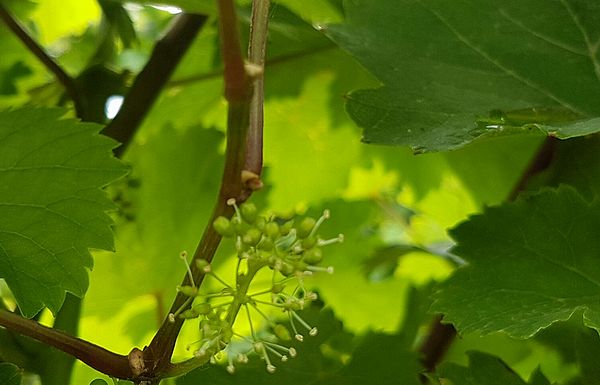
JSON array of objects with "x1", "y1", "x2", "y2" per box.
[
  {"x1": 432, "y1": 186, "x2": 600, "y2": 338},
  {"x1": 0, "y1": 108, "x2": 127, "y2": 317},
  {"x1": 326, "y1": 0, "x2": 600, "y2": 152}
]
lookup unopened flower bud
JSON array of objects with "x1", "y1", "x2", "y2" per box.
[
  {"x1": 240, "y1": 202, "x2": 258, "y2": 223},
  {"x1": 213, "y1": 216, "x2": 234, "y2": 237},
  {"x1": 297, "y1": 217, "x2": 316, "y2": 239}
]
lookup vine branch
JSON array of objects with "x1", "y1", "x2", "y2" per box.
[
  {"x1": 0, "y1": 309, "x2": 133, "y2": 380},
  {"x1": 0, "y1": 3, "x2": 84, "y2": 117},
  {"x1": 102, "y1": 13, "x2": 208, "y2": 156},
  {"x1": 143, "y1": 0, "x2": 268, "y2": 380},
  {"x1": 245, "y1": 0, "x2": 270, "y2": 183}
]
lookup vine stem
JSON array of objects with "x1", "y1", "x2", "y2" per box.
[
  {"x1": 0, "y1": 309, "x2": 133, "y2": 379},
  {"x1": 0, "y1": 3, "x2": 84, "y2": 117},
  {"x1": 418, "y1": 136, "x2": 559, "y2": 376},
  {"x1": 0, "y1": 0, "x2": 271, "y2": 381},
  {"x1": 143, "y1": 0, "x2": 269, "y2": 381},
  {"x1": 245, "y1": 0, "x2": 270, "y2": 179},
  {"x1": 102, "y1": 13, "x2": 208, "y2": 156}
]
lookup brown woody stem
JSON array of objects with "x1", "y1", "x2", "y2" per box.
[
  {"x1": 143, "y1": 0, "x2": 263, "y2": 380},
  {"x1": 102, "y1": 13, "x2": 208, "y2": 156},
  {"x1": 0, "y1": 309, "x2": 134, "y2": 380}
]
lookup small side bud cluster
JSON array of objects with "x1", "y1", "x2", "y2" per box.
[{"x1": 180, "y1": 201, "x2": 342, "y2": 374}]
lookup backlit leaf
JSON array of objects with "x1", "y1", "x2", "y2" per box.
[
  {"x1": 432, "y1": 186, "x2": 600, "y2": 338},
  {"x1": 0, "y1": 108, "x2": 127, "y2": 317}
]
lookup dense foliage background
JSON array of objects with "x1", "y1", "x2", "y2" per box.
[{"x1": 0, "y1": 0, "x2": 599, "y2": 384}]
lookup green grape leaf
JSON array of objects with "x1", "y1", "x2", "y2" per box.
[
  {"x1": 431, "y1": 186, "x2": 600, "y2": 338},
  {"x1": 307, "y1": 200, "x2": 411, "y2": 332},
  {"x1": 325, "y1": 0, "x2": 600, "y2": 152},
  {"x1": 437, "y1": 351, "x2": 549, "y2": 385},
  {"x1": 0, "y1": 108, "x2": 127, "y2": 317},
  {"x1": 0, "y1": 363, "x2": 23, "y2": 385},
  {"x1": 177, "y1": 307, "x2": 421, "y2": 385}
]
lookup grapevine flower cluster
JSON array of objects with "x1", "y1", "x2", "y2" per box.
[{"x1": 168, "y1": 199, "x2": 343, "y2": 374}]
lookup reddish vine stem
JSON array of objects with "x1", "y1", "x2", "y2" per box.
[
  {"x1": 144, "y1": 0, "x2": 265, "y2": 381},
  {"x1": 418, "y1": 135, "x2": 560, "y2": 377},
  {"x1": 245, "y1": 0, "x2": 270, "y2": 179},
  {"x1": 102, "y1": 13, "x2": 208, "y2": 156},
  {"x1": 0, "y1": 309, "x2": 133, "y2": 379},
  {"x1": 0, "y1": 3, "x2": 84, "y2": 117}
]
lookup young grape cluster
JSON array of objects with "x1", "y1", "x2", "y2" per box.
[{"x1": 169, "y1": 199, "x2": 343, "y2": 374}]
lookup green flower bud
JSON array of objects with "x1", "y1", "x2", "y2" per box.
[
  {"x1": 231, "y1": 217, "x2": 248, "y2": 235},
  {"x1": 279, "y1": 262, "x2": 295, "y2": 277},
  {"x1": 280, "y1": 220, "x2": 294, "y2": 235},
  {"x1": 260, "y1": 237, "x2": 274, "y2": 251},
  {"x1": 301, "y1": 236, "x2": 317, "y2": 250},
  {"x1": 255, "y1": 216, "x2": 266, "y2": 231},
  {"x1": 243, "y1": 228, "x2": 262, "y2": 246},
  {"x1": 213, "y1": 216, "x2": 234, "y2": 237},
  {"x1": 303, "y1": 248, "x2": 323, "y2": 265},
  {"x1": 267, "y1": 255, "x2": 278, "y2": 268},
  {"x1": 193, "y1": 302, "x2": 212, "y2": 315},
  {"x1": 240, "y1": 202, "x2": 258, "y2": 223},
  {"x1": 265, "y1": 222, "x2": 280, "y2": 238},
  {"x1": 297, "y1": 217, "x2": 316, "y2": 239},
  {"x1": 253, "y1": 342, "x2": 265, "y2": 354},
  {"x1": 180, "y1": 309, "x2": 200, "y2": 319},
  {"x1": 177, "y1": 285, "x2": 198, "y2": 297}
]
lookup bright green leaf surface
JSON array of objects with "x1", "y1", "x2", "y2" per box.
[
  {"x1": 432, "y1": 186, "x2": 600, "y2": 338},
  {"x1": 308, "y1": 199, "x2": 411, "y2": 332},
  {"x1": 326, "y1": 0, "x2": 600, "y2": 152},
  {"x1": 31, "y1": 0, "x2": 101, "y2": 44},
  {"x1": 0, "y1": 108, "x2": 127, "y2": 317},
  {"x1": 83, "y1": 126, "x2": 223, "y2": 316},
  {"x1": 438, "y1": 351, "x2": 549, "y2": 385},
  {"x1": 0, "y1": 363, "x2": 22, "y2": 385}
]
